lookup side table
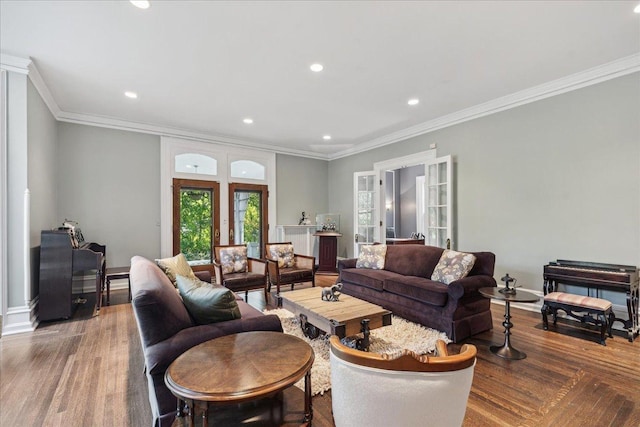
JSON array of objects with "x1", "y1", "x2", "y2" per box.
[
  {"x1": 104, "y1": 266, "x2": 131, "y2": 305},
  {"x1": 165, "y1": 331, "x2": 314, "y2": 425},
  {"x1": 479, "y1": 287, "x2": 539, "y2": 360}
]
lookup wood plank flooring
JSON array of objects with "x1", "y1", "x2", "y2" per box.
[{"x1": 1, "y1": 276, "x2": 638, "y2": 426}]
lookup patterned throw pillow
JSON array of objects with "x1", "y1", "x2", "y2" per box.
[
  {"x1": 356, "y1": 245, "x2": 387, "y2": 269},
  {"x1": 431, "y1": 250, "x2": 476, "y2": 285},
  {"x1": 218, "y1": 246, "x2": 248, "y2": 274},
  {"x1": 155, "y1": 253, "x2": 197, "y2": 286},
  {"x1": 269, "y1": 244, "x2": 295, "y2": 268}
]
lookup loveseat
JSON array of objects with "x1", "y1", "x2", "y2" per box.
[
  {"x1": 338, "y1": 245, "x2": 496, "y2": 342},
  {"x1": 129, "y1": 256, "x2": 283, "y2": 427}
]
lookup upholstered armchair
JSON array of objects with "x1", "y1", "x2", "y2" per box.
[
  {"x1": 330, "y1": 336, "x2": 477, "y2": 427},
  {"x1": 213, "y1": 244, "x2": 268, "y2": 300},
  {"x1": 264, "y1": 242, "x2": 315, "y2": 295}
]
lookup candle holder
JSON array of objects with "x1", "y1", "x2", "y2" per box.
[{"x1": 499, "y1": 273, "x2": 517, "y2": 294}]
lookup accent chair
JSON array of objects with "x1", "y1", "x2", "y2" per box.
[
  {"x1": 213, "y1": 244, "x2": 268, "y2": 300},
  {"x1": 330, "y1": 336, "x2": 477, "y2": 427},
  {"x1": 264, "y1": 241, "x2": 316, "y2": 295}
]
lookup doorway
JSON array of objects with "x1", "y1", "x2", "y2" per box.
[
  {"x1": 172, "y1": 178, "x2": 220, "y2": 273},
  {"x1": 229, "y1": 183, "x2": 268, "y2": 258}
]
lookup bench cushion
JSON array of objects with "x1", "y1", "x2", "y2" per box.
[{"x1": 544, "y1": 292, "x2": 611, "y2": 311}]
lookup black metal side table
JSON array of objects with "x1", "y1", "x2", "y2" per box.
[
  {"x1": 479, "y1": 287, "x2": 539, "y2": 360},
  {"x1": 104, "y1": 266, "x2": 131, "y2": 305}
]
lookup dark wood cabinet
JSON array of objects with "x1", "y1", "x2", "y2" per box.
[{"x1": 314, "y1": 232, "x2": 341, "y2": 274}]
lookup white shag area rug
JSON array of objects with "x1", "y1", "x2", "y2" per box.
[{"x1": 264, "y1": 308, "x2": 451, "y2": 396}]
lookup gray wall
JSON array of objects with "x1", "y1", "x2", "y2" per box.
[
  {"x1": 27, "y1": 79, "x2": 58, "y2": 298},
  {"x1": 275, "y1": 153, "x2": 329, "y2": 226},
  {"x1": 329, "y1": 73, "x2": 640, "y2": 302},
  {"x1": 57, "y1": 123, "x2": 161, "y2": 267}
]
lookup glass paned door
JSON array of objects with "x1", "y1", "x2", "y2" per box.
[
  {"x1": 172, "y1": 179, "x2": 220, "y2": 272},
  {"x1": 353, "y1": 171, "x2": 378, "y2": 256},
  {"x1": 229, "y1": 183, "x2": 268, "y2": 258},
  {"x1": 425, "y1": 155, "x2": 452, "y2": 248}
]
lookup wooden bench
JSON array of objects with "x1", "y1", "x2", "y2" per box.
[{"x1": 541, "y1": 292, "x2": 614, "y2": 345}]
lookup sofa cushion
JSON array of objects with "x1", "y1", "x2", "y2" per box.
[
  {"x1": 341, "y1": 268, "x2": 405, "y2": 292},
  {"x1": 155, "y1": 253, "x2": 197, "y2": 286},
  {"x1": 175, "y1": 275, "x2": 241, "y2": 324},
  {"x1": 384, "y1": 245, "x2": 444, "y2": 278},
  {"x1": 356, "y1": 244, "x2": 387, "y2": 269},
  {"x1": 269, "y1": 243, "x2": 295, "y2": 268},
  {"x1": 130, "y1": 256, "x2": 194, "y2": 347},
  {"x1": 218, "y1": 246, "x2": 248, "y2": 274},
  {"x1": 431, "y1": 250, "x2": 476, "y2": 285},
  {"x1": 383, "y1": 276, "x2": 449, "y2": 307}
]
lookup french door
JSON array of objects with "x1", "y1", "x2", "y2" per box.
[
  {"x1": 228, "y1": 183, "x2": 268, "y2": 258},
  {"x1": 424, "y1": 155, "x2": 452, "y2": 248},
  {"x1": 172, "y1": 178, "x2": 220, "y2": 272},
  {"x1": 353, "y1": 171, "x2": 378, "y2": 257}
]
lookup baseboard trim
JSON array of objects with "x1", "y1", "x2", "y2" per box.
[{"x1": 2, "y1": 298, "x2": 38, "y2": 336}]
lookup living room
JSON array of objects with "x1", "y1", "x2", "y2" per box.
[{"x1": 1, "y1": 1, "x2": 639, "y2": 426}]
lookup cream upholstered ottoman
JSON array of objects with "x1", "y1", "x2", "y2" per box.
[{"x1": 541, "y1": 292, "x2": 614, "y2": 345}]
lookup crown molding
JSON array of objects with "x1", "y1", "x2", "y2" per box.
[
  {"x1": 27, "y1": 61, "x2": 62, "y2": 117},
  {"x1": 0, "y1": 53, "x2": 31, "y2": 74},
  {"x1": 55, "y1": 110, "x2": 331, "y2": 160},
  {"x1": 329, "y1": 53, "x2": 640, "y2": 160},
  {"x1": 7, "y1": 52, "x2": 638, "y2": 162}
]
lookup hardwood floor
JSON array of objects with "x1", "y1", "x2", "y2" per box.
[{"x1": 1, "y1": 276, "x2": 638, "y2": 426}]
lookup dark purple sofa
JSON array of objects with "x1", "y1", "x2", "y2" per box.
[
  {"x1": 338, "y1": 245, "x2": 496, "y2": 342},
  {"x1": 130, "y1": 256, "x2": 283, "y2": 427}
]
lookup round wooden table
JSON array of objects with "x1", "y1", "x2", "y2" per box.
[
  {"x1": 165, "y1": 331, "x2": 314, "y2": 425},
  {"x1": 479, "y1": 287, "x2": 539, "y2": 360}
]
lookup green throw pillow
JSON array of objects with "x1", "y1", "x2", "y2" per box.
[{"x1": 175, "y1": 275, "x2": 241, "y2": 324}]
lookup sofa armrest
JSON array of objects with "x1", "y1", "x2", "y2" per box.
[
  {"x1": 338, "y1": 258, "x2": 357, "y2": 272},
  {"x1": 447, "y1": 275, "x2": 497, "y2": 300},
  {"x1": 144, "y1": 314, "x2": 283, "y2": 375}
]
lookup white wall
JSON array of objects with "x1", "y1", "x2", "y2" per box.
[{"x1": 329, "y1": 73, "x2": 640, "y2": 306}]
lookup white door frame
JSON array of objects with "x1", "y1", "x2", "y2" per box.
[{"x1": 373, "y1": 149, "x2": 437, "y2": 242}]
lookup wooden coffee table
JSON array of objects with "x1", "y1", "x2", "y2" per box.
[
  {"x1": 279, "y1": 287, "x2": 392, "y2": 347},
  {"x1": 164, "y1": 331, "x2": 314, "y2": 425}
]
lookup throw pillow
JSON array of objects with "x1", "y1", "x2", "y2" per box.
[
  {"x1": 356, "y1": 245, "x2": 387, "y2": 269},
  {"x1": 269, "y1": 244, "x2": 295, "y2": 268},
  {"x1": 155, "y1": 253, "x2": 197, "y2": 286},
  {"x1": 431, "y1": 249, "x2": 476, "y2": 285},
  {"x1": 175, "y1": 275, "x2": 241, "y2": 324},
  {"x1": 218, "y1": 246, "x2": 248, "y2": 274}
]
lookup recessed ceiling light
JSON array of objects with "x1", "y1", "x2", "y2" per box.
[
  {"x1": 130, "y1": 1, "x2": 150, "y2": 9},
  {"x1": 124, "y1": 91, "x2": 138, "y2": 99},
  {"x1": 635, "y1": 3, "x2": 640, "y2": 13},
  {"x1": 243, "y1": 118, "x2": 254, "y2": 124},
  {"x1": 408, "y1": 98, "x2": 420, "y2": 106},
  {"x1": 323, "y1": 135, "x2": 332, "y2": 141},
  {"x1": 310, "y1": 63, "x2": 324, "y2": 72}
]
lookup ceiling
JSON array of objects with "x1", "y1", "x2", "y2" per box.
[{"x1": 1, "y1": 1, "x2": 639, "y2": 159}]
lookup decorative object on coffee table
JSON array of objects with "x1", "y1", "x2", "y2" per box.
[
  {"x1": 321, "y1": 283, "x2": 342, "y2": 301},
  {"x1": 479, "y1": 286, "x2": 539, "y2": 360},
  {"x1": 499, "y1": 273, "x2": 517, "y2": 295}
]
